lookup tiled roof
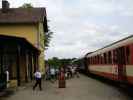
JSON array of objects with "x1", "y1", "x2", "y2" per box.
[
  {"x1": 0, "y1": 8, "x2": 46, "y2": 23},
  {"x1": 0, "y1": 7, "x2": 48, "y2": 32}
]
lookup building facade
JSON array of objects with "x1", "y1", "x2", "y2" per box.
[{"x1": 0, "y1": 0, "x2": 48, "y2": 89}]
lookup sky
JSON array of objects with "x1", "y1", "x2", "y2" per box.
[{"x1": 1, "y1": 0, "x2": 133, "y2": 59}]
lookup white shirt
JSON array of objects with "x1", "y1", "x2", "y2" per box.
[
  {"x1": 6, "y1": 71, "x2": 9, "y2": 82},
  {"x1": 34, "y1": 71, "x2": 41, "y2": 78},
  {"x1": 71, "y1": 68, "x2": 75, "y2": 73},
  {"x1": 50, "y1": 68, "x2": 55, "y2": 75}
]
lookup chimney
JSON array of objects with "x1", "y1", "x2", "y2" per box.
[{"x1": 2, "y1": 0, "x2": 10, "y2": 13}]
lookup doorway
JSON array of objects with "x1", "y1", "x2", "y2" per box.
[{"x1": 116, "y1": 47, "x2": 127, "y2": 82}]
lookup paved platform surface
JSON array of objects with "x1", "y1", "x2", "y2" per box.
[{"x1": 1, "y1": 74, "x2": 132, "y2": 100}]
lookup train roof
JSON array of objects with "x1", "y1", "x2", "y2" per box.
[{"x1": 86, "y1": 35, "x2": 133, "y2": 57}]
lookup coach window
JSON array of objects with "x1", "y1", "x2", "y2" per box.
[
  {"x1": 101, "y1": 54, "x2": 103, "y2": 64},
  {"x1": 100, "y1": 54, "x2": 102, "y2": 64},
  {"x1": 88, "y1": 58, "x2": 90, "y2": 64},
  {"x1": 126, "y1": 46, "x2": 130, "y2": 64},
  {"x1": 106, "y1": 53, "x2": 108, "y2": 64},
  {"x1": 92, "y1": 57, "x2": 94, "y2": 64},
  {"x1": 98, "y1": 55, "x2": 100, "y2": 64},
  {"x1": 91, "y1": 57, "x2": 92, "y2": 64},
  {"x1": 97, "y1": 55, "x2": 98, "y2": 64},
  {"x1": 97, "y1": 55, "x2": 99, "y2": 64},
  {"x1": 91, "y1": 57, "x2": 93, "y2": 64},
  {"x1": 88, "y1": 58, "x2": 89, "y2": 64},
  {"x1": 89, "y1": 58, "x2": 91, "y2": 64},
  {"x1": 113, "y1": 50, "x2": 117, "y2": 64},
  {"x1": 95, "y1": 56, "x2": 97, "y2": 64},
  {"x1": 92, "y1": 57, "x2": 93, "y2": 64},
  {"x1": 94, "y1": 56, "x2": 96, "y2": 64},
  {"x1": 102, "y1": 54, "x2": 104, "y2": 64},
  {"x1": 90, "y1": 57, "x2": 91, "y2": 64},
  {"x1": 108, "y1": 51, "x2": 112, "y2": 64},
  {"x1": 93, "y1": 57, "x2": 95, "y2": 64},
  {"x1": 99, "y1": 55, "x2": 101, "y2": 64},
  {"x1": 100, "y1": 54, "x2": 103, "y2": 64},
  {"x1": 104, "y1": 53, "x2": 107, "y2": 64}
]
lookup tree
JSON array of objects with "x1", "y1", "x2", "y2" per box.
[
  {"x1": 44, "y1": 31, "x2": 53, "y2": 50},
  {"x1": 47, "y1": 57, "x2": 60, "y2": 69},
  {"x1": 47, "y1": 57, "x2": 74, "y2": 69},
  {"x1": 19, "y1": 3, "x2": 33, "y2": 8}
]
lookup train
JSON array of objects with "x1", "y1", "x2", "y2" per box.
[
  {"x1": 71, "y1": 57, "x2": 87, "y2": 73},
  {"x1": 77, "y1": 35, "x2": 133, "y2": 85}
]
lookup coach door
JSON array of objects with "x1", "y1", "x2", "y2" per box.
[{"x1": 117, "y1": 47, "x2": 126, "y2": 82}]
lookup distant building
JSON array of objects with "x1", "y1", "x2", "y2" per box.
[{"x1": 0, "y1": 0, "x2": 48, "y2": 88}]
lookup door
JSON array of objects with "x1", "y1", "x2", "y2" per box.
[
  {"x1": 116, "y1": 47, "x2": 127, "y2": 82},
  {"x1": 0, "y1": 50, "x2": 7, "y2": 90}
]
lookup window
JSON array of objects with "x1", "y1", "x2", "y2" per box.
[
  {"x1": 97, "y1": 55, "x2": 99, "y2": 64},
  {"x1": 88, "y1": 58, "x2": 90, "y2": 64},
  {"x1": 100, "y1": 54, "x2": 103, "y2": 64},
  {"x1": 95, "y1": 56, "x2": 96, "y2": 64},
  {"x1": 106, "y1": 53, "x2": 108, "y2": 64},
  {"x1": 113, "y1": 50, "x2": 117, "y2": 64},
  {"x1": 93, "y1": 57, "x2": 94, "y2": 64},
  {"x1": 108, "y1": 51, "x2": 112, "y2": 64},
  {"x1": 91, "y1": 57, "x2": 92, "y2": 64},
  {"x1": 104, "y1": 53, "x2": 107, "y2": 64},
  {"x1": 126, "y1": 46, "x2": 130, "y2": 64}
]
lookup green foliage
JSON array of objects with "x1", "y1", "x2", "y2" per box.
[
  {"x1": 60, "y1": 59, "x2": 72, "y2": 67},
  {"x1": 44, "y1": 31, "x2": 53, "y2": 50},
  {"x1": 47, "y1": 57, "x2": 60, "y2": 69},
  {"x1": 47, "y1": 57, "x2": 74, "y2": 69},
  {"x1": 19, "y1": 3, "x2": 33, "y2": 8}
]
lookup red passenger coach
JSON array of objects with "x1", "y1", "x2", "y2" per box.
[{"x1": 86, "y1": 35, "x2": 133, "y2": 85}]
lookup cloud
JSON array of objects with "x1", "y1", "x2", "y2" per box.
[{"x1": 0, "y1": 0, "x2": 133, "y2": 59}]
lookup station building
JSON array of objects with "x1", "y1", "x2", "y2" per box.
[{"x1": 0, "y1": 0, "x2": 48, "y2": 89}]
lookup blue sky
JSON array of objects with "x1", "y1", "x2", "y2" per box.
[{"x1": 1, "y1": 0, "x2": 133, "y2": 59}]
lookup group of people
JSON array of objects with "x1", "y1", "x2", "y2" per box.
[
  {"x1": 33, "y1": 68, "x2": 60, "y2": 91},
  {"x1": 45, "y1": 66, "x2": 79, "y2": 81},
  {"x1": 33, "y1": 66, "x2": 80, "y2": 91},
  {"x1": 45, "y1": 67, "x2": 59, "y2": 81},
  {"x1": 65, "y1": 66, "x2": 79, "y2": 79}
]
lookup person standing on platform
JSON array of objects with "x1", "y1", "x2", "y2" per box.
[
  {"x1": 5, "y1": 70, "x2": 9, "y2": 88},
  {"x1": 50, "y1": 68, "x2": 56, "y2": 82},
  {"x1": 75, "y1": 67, "x2": 80, "y2": 78},
  {"x1": 58, "y1": 67, "x2": 66, "y2": 88},
  {"x1": 33, "y1": 70, "x2": 42, "y2": 91}
]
